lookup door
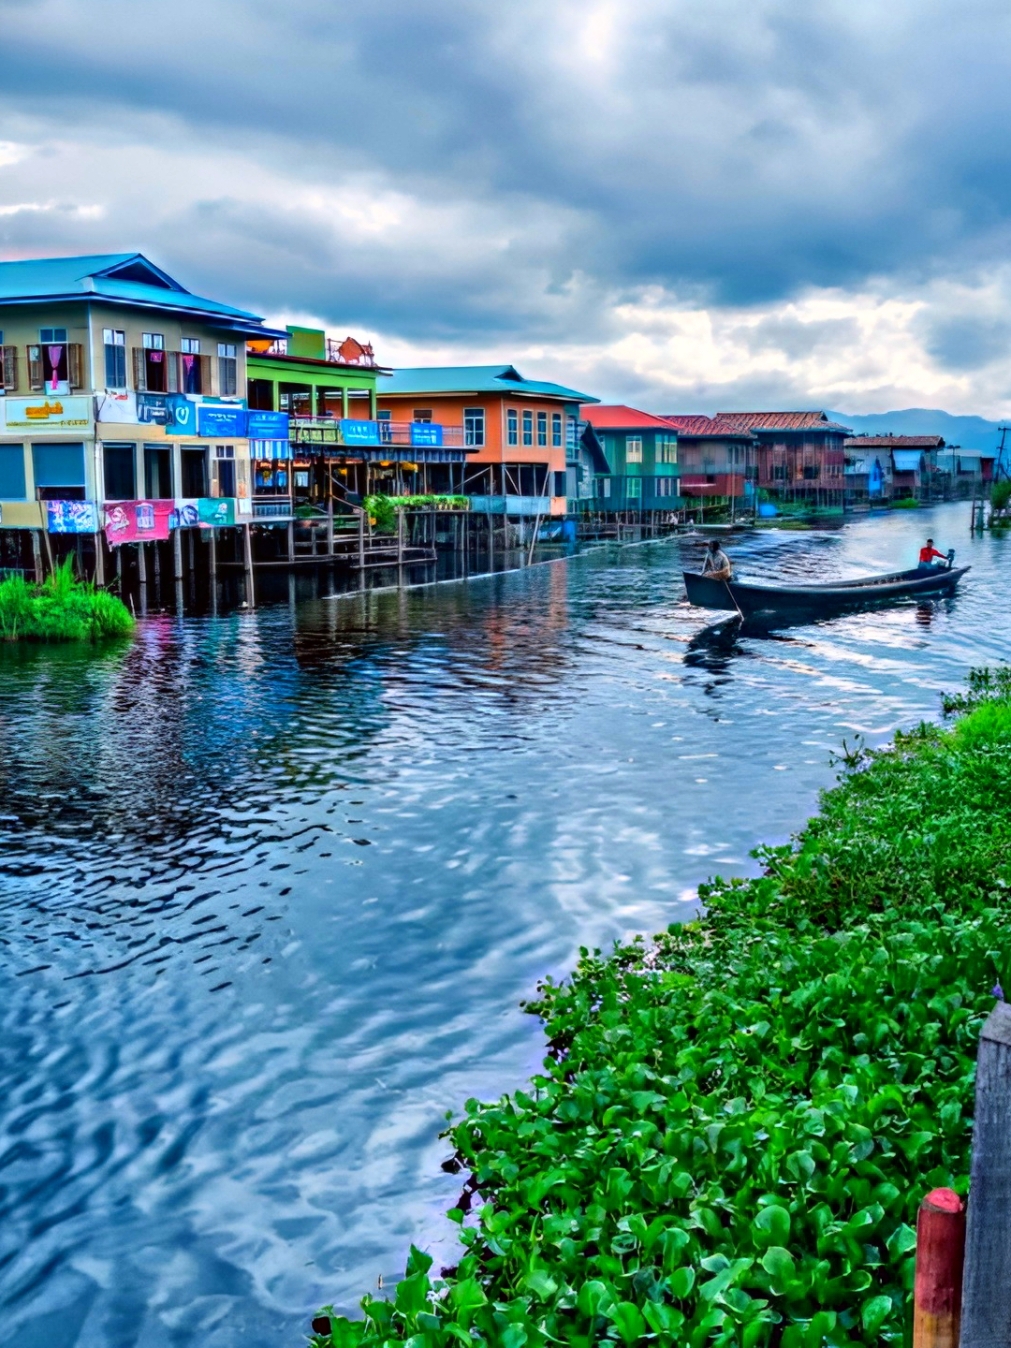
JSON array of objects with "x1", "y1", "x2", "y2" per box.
[{"x1": 181, "y1": 447, "x2": 208, "y2": 497}]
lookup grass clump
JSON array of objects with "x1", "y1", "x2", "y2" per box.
[
  {"x1": 313, "y1": 667, "x2": 1011, "y2": 1348},
  {"x1": 0, "y1": 558, "x2": 133, "y2": 642}
]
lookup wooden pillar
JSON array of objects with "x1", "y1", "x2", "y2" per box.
[
  {"x1": 173, "y1": 527, "x2": 184, "y2": 582},
  {"x1": 32, "y1": 529, "x2": 44, "y2": 581},
  {"x1": 137, "y1": 539, "x2": 147, "y2": 587},
  {"x1": 209, "y1": 527, "x2": 217, "y2": 603},
  {"x1": 327, "y1": 499, "x2": 334, "y2": 557},
  {"x1": 287, "y1": 519, "x2": 295, "y2": 563},
  {"x1": 243, "y1": 523, "x2": 256, "y2": 607},
  {"x1": 914, "y1": 1189, "x2": 965, "y2": 1348},
  {"x1": 187, "y1": 528, "x2": 195, "y2": 575},
  {"x1": 961, "y1": 999, "x2": 1011, "y2": 1347},
  {"x1": 396, "y1": 507, "x2": 405, "y2": 574},
  {"x1": 93, "y1": 533, "x2": 105, "y2": 586},
  {"x1": 358, "y1": 509, "x2": 365, "y2": 570}
]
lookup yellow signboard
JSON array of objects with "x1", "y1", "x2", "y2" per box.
[{"x1": 1, "y1": 396, "x2": 92, "y2": 431}]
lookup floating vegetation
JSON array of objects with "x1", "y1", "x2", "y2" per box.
[
  {"x1": 0, "y1": 558, "x2": 134, "y2": 642},
  {"x1": 313, "y1": 666, "x2": 1011, "y2": 1348}
]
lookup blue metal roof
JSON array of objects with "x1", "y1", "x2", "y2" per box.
[
  {"x1": 378, "y1": 364, "x2": 598, "y2": 403},
  {"x1": 0, "y1": 253, "x2": 285, "y2": 336}
]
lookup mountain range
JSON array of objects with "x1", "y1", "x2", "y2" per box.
[{"x1": 829, "y1": 408, "x2": 1007, "y2": 451}]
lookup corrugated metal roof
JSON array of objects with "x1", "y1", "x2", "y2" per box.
[
  {"x1": 844, "y1": 435, "x2": 945, "y2": 448},
  {"x1": 660, "y1": 414, "x2": 756, "y2": 439},
  {"x1": 378, "y1": 365, "x2": 597, "y2": 402},
  {"x1": 0, "y1": 252, "x2": 283, "y2": 335},
  {"x1": 716, "y1": 411, "x2": 852, "y2": 433},
  {"x1": 581, "y1": 404, "x2": 679, "y2": 431}
]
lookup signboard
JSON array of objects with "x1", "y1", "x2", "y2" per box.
[
  {"x1": 95, "y1": 392, "x2": 198, "y2": 432},
  {"x1": 46, "y1": 500, "x2": 99, "y2": 533},
  {"x1": 250, "y1": 439, "x2": 290, "y2": 460},
  {"x1": 104, "y1": 499, "x2": 175, "y2": 545},
  {"x1": 172, "y1": 498, "x2": 236, "y2": 528},
  {"x1": 197, "y1": 404, "x2": 247, "y2": 438},
  {"x1": 410, "y1": 423, "x2": 443, "y2": 447},
  {"x1": 340, "y1": 418, "x2": 381, "y2": 447},
  {"x1": 3, "y1": 397, "x2": 92, "y2": 432},
  {"x1": 247, "y1": 411, "x2": 289, "y2": 439}
]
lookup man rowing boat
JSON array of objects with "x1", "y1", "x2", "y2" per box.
[{"x1": 702, "y1": 537, "x2": 732, "y2": 582}]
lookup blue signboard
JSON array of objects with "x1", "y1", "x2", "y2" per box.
[
  {"x1": 340, "y1": 418, "x2": 381, "y2": 447},
  {"x1": 247, "y1": 410, "x2": 289, "y2": 439},
  {"x1": 410, "y1": 422, "x2": 443, "y2": 447},
  {"x1": 47, "y1": 500, "x2": 99, "y2": 534},
  {"x1": 197, "y1": 404, "x2": 247, "y2": 438}
]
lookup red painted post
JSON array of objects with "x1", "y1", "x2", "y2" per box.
[{"x1": 913, "y1": 1187, "x2": 966, "y2": 1348}]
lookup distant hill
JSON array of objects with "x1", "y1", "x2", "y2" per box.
[{"x1": 830, "y1": 408, "x2": 1006, "y2": 451}]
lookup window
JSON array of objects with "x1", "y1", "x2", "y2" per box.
[
  {"x1": 0, "y1": 446, "x2": 26, "y2": 499},
  {"x1": 39, "y1": 327, "x2": 68, "y2": 344},
  {"x1": 218, "y1": 343, "x2": 237, "y2": 396},
  {"x1": 181, "y1": 337, "x2": 200, "y2": 354},
  {"x1": 103, "y1": 443, "x2": 136, "y2": 500},
  {"x1": 103, "y1": 329, "x2": 127, "y2": 389},
  {"x1": 464, "y1": 407, "x2": 485, "y2": 447},
  {"x1": 655, "y1": 477, "x2": 675, "y2": 497},
  {"x1": 413, "y1": 408, "x2": 433, "y2": 423},
  {"x1": 144, "y1": 445, "x2": 173, "y2": 498},
  {"x1": 32, "y1": 442, "x2": 86, "y2": 499},
  {"x1": 553, "y1": 470, "x2": 567, "y2": 496},
  {"x1": 599, "y1": 477, "x2": 611, "y2": 498},
  {"x1": 247, "y1": 378, "x2": 274, "y2": 411},
  {"x1": 627, "y1": 477, "x2": 642, "y2": 498},
  {"x1": 35, "y1": 338, "x2": 69, "y2": 391},
  {"x1": 537, "y1": 411, "x2": 548, "y2": 447},
  {"x1": 179, "y1": 341, "x2": 203, "y2": 394},
  {"x1": 507, "y1": 409, "x2": 518, "y2": 446},
  {"x1": 181, "y1": 446, "x2": 208, "y2": 497},
  {"x1": 522, "y1": 410, "x2": 533, "y2": 446},
  {"x1": 656, "y1": 433, "x2": 677, "y2": 465},
  {"x1": 139, "y1": 333, "x2": 166, "y2": 392},
  {"x1": 215, "y1": 445, "x2": 236, "y2": 497},
  {"x1": 552, "y1": 413, "x2": 562, "y2": 447},
  {"x1": 625, "y1": 436, "x2": 643, "y2": 463}
]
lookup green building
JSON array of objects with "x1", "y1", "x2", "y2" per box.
[{"x1": 580, "y1": 405, "x2": 681, "y2": 514}]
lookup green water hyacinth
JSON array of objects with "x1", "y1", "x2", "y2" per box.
[
  {"x1": 0, "y1": 558, "x2": 133, "y2": 642},
  {"x1": 312, "y1": 669, "x2": 1011, "y2": 1348}
]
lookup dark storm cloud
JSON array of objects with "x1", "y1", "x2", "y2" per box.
[{"x1": 3, "y1": 0, "x2": 1011, "y2": 351}]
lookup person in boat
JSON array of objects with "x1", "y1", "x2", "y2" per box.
[
  {"x1": 918, "y1": 538, "x2": 948, "y2": 571},
  {"x1": 702, "y1": 537, "x2": 732, "y2": 581}
]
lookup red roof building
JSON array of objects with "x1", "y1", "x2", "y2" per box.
[
  {"x1": 715, "y1": 411, "x2": 851, "y2": 505},
  {"x1": 658, "y1": 414, "x2": 755, "y2": 501}
]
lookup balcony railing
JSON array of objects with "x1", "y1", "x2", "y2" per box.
[{"x1": 288, "y1": 418, "x2": 467, "y2": 449}]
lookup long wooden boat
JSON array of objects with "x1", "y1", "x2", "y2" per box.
[{"x1": 683, "y1": 564, "x2": 971, "y2": 618}]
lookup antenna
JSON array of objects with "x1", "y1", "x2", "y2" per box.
[{"x1": 996, "y1": 426, "x2": 1011, "y2": 482}]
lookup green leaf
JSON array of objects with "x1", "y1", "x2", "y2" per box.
[
  {"x1": 861, "y1": 1294, "x2": 893, "y2": 1336},
  {"x1": 577, "y1": 1279, "x2": 615, "y2": 1318},
  {"x1": 395, "y1": 1272, "x2": 431, "y2": 1317},
  {"x1": 405, "y1": 1244, "x2": 434, "y2": 1278},
  {"x1": 608, "y1": 1301, "x2": 647, "y2": 1345},
  {"x1": 524, "y1": 1269, "x2": 558, "y2": 1300},
  {"x1": 753, "y1": 1205, "x2": 790, "y2": 1248},
  {"x1": 669, "y1": 1265, "x2": 696, "y2": 1299}
]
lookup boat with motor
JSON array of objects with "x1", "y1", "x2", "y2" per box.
[{"x1": 683, "y1": 558, "x2": 970, "y2": 619}]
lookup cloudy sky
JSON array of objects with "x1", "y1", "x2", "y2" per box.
[{"x1": 3, "y1": 0, "x2": 1011, "y2": 414}]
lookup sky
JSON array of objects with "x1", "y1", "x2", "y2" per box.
[{"x1": 3, "y1": 0, "x2": 1011, "y2": 415}]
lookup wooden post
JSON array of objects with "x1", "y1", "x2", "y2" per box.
[
  {"x1": 32, "y1": 529, "x2": 44, "y2": 581},
  {"x1": 961, "y1": 999, "x2": 1011, "y2": 1348},
  {"x1": 287, "y1": 519, "x2": 295, "y2": 563},
  {"x1": 914, "y1": 1188, "x2": 965, "y2": 1348},
  {"x1": 327, "y1": 499, "x2": 334, "y2": 557},
  {"x1": 137, "y1": 539, "x2": 147, "y2": 587},
  {"x1": 93, "y1": 532, "x2": 105, "y2": 586},
  {"x1": 243, "y1": 523, "x2": 256, "y2": 607},
  {"x1": 358, "y1": 508, "x2": 365, "y2": 570},
  {"x1": 397, "y1": 507, "x2": 405, "y2": 566}
]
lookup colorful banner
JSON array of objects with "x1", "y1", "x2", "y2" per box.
[
  {"x1": 340, "y1": 418, "x2": 381, "y2": 446},
  {"x1": 197, "y1": 404, "x2": 246, "y2": 437},
  {"x1": 3, "y1": 397, "x2": 92, "y2": 432},
  {"x1": 46, "y1": 500, "x2": 99, "y2": 533},
  {"x1": 410, "y1": 422, "x2": 443, "y2": 447},
  {"x1": 250, "y1": 439, "x2": 290, "y2": 460},
  {"x1": 104, "y1": 499, "x2": 175, "y2": 545},
  {"x1": 172, "y1": 498, "x2": 236, "y2": 528}
]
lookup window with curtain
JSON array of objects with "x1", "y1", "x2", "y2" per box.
[{"x1": 103, "y1": 329, "x2": 127, "y2": 389}]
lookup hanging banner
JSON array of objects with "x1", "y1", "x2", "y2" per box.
[
  {"x1": 46, "y1": 500, "x2": 99, "y2": 534},
  {"x1": 247, "y1": 411, "x2": 289, "y2": 439},
  {"x1": 197, "y1": 404, "x2": 247, "y2": 437},
  {"x1": 104, "y1": 499, "x2": 175, "y2": 545},
  {"x1": 410, "y1": 422, "x2": 443, "y2": 447},
  {"x1": 171, "y1": 498, "x2": 236, "y2": 528},
  {"x1": 340, "y1": 418, "x2": 381, "y2": 446}
]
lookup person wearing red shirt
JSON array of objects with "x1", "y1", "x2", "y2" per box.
[{"x1": 918, "y1": 538, "x2": 948, "y2": 570}]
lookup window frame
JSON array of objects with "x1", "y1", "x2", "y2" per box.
[
  {"x1": 463, "y1": 406, "x2": 485, "y2": 448},
  {"x1": 552, "y1": 412, "x2": 562, "y2": 447},
  {"x1": 507, "y1": 409, "x2": 518, "y2": 446},
  {"x1": 103, "y1": 328, "x2": 127, "y2": 390},
  {"x1": 625, "y1": 435, "x2": 643, "y2": 464},
  {"x1": 522, "y1": 410, "x2": 533, "y2": 446},
  {"x1": 537, "y1": 411, "x2": 548, "y2": 447}
]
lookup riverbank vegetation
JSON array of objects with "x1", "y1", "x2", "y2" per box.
[
  {"x1": 364, "y1": 494, "x2": 469, "y2": 533},
  {"x1": 313, "y1": 666, "x2": 1011, "y2": 1348},
  {"x1": 0, "y1": 559, "x2": 134, "y2": 642}
]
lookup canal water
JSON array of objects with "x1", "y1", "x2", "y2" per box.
[{"x1": 0, "y1": 502, "x2": 1006, "y2": 1347}]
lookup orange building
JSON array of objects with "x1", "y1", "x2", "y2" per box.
[{"x1": 376, "y1": 364, "x2": 597, "y2": 516}]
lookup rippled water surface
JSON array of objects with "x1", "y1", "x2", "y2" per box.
[{"x1": 1, "y1": 503, "x2": 1007, "y2": 1346}]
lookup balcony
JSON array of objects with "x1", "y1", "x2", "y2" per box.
[{"x1": 288, "y1": 418, "x2": 467, "y2": 449}]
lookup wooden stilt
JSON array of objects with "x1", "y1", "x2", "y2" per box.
[
  {"x1": 173, "y1": 527, "x2": 184, "y2": 581},
  {"x1": 209, "y1": 528, "x2": 218, "y2": 614},
  {"x1": 243, "y1": 523, "x2": 256, "y2": 606},
  {"x1": 94, "y1": 532, "x2": 105, "y2": 587},
  {"x1": 32, "y1": 529, "x2": 44, "y2": 581},
  {"x1": 358, "y1": 509, "x2": 365, "y2": 570},
  {"x1": 913, "y1": 1188, "x2": 965, "y2": 1348},
  {"x1": 287, "y1": 520, "x2": 295, "y2": 563},
  {"x1": 327, "y1": 499, "x2": 334, "y2": 557}
]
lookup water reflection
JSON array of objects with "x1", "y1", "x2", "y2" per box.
[{"x1": 0, "y1": 504, "x2": 1006, "y2": 1346}]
